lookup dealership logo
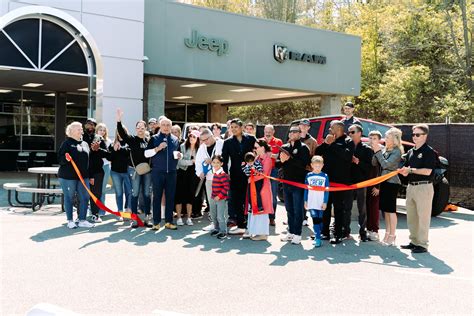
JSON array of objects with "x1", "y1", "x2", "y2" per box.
[
  {"x1": 273, "y1": 44, "x2": 326, "y2": 65},
  {"x1": 185, "y1": 30, "x2": 229, "y2": 56}
]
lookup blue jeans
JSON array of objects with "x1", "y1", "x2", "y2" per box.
[
  {"x1": 99, "y1": 163, "x2": 111, "y2": 215},
  {"x1": 129, "y1": 166, "x2": 151, "y2": 215},
  {"x1": 152, "y1": 171, "x2": 177, "y2": 225},
  {"x1": 283, "y1": 184, "x2": 304, "y2": 236},
  {"x1": 110, "y1": 170, "x2": 132, "y2": 211},
  {"x1": 59, "y1": 178, "x2": 90, "y2": 221},
  {"x1": 309, "y1": 209, "x2": 324, "y2": 240},
  {"x1": 269, "y1": 168, "x2": 278, "y2": 220}
]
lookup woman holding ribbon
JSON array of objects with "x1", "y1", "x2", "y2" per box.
[
  {"x1": 372, "y1": 127, "x2": 403, "y2": 246},
  {"x1": 245, "y1": 140, "x2": 274, "y2": 241}
]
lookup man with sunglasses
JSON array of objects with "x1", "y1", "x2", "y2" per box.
[
  {"x1": 348, "y1": 124, "x2": 373, "y2": 242},
  {"x1": 316, "y1": 120, "x2": 355, "y2": 244},
  {"x1": 399, "y1": 124, "x2": 437, "y2": 253},
  {"x1": 276, "y1": 126, "x2": 310, "y2": 245}
]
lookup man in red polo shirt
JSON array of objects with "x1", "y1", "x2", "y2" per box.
[{"x1": 260, "y1": 124, "x2": 283, "y2": 226}]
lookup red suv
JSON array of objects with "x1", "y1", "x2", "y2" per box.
[{"x1": 280, "y1": 115, "x2": 450, "y2": 217}]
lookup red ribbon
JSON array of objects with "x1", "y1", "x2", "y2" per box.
[
  {"x1": 65, "y1": 153, "x2": 144, "y2": 226},
  {"x1": 252, "y1": 169, "x2": 401, "y2": 193}
]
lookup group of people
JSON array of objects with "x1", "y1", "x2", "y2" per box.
[{"x1": 58, "y1": 102, "x2": 438, "y2": 253}]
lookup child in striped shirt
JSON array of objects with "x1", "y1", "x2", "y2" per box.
[
  {"x1": 304, "y1": 155, "x2": 329, "y2": 247},
  {"x1": 210, "y1": 155, "x2": 230, "y2": 239}
]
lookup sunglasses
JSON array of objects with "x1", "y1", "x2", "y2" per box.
[
  {"x1": 412, "y1": 133, "x2": 426, "y2": 137},
  {"x1": 289, "y1": 130, "x2": 300, "y2": 133},
  {"x1": 348, "y1": 131, "x2": 357, "y2": 134}
]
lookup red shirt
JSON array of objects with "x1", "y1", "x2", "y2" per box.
[{"x1": 260, "y1": 136, "x2": 283, "y2": 169}]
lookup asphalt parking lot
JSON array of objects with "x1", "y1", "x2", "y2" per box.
[{"x1": 0, "y1": 186, "x2": 472, "y2": 315}]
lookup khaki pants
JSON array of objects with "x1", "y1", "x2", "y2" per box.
[{"x1": 406, "y1": 183, "x2": 434, "y2": 249}]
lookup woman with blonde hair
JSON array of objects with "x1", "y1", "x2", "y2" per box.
[
  {"x1": 371, "y1": 127, "x2": 403, "y2": 246},
  {"x1": 95, "y1": 123, "x2": 113, "y2": 212},
  {"x1": 57, "y1": 122, "x2": 94, "y2": 229}
]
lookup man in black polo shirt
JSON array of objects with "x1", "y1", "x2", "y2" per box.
[
  {"x1": 222, "y1": 118, "x2": 257, "y2": 234},
  {"x1": 399, "y1": 124, "x2": 437, "y2": 253},
  {"x1": 316, "y1": 120, "x2": 355, "y2": 244},
  {"x1": 341, "y1": 101, "x2": 362, "y2": 134}
]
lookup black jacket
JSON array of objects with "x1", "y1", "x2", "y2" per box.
[
  {"x1": 117, "y1": 121, "x2": 149, "y2": 166},
  {"x1": 275, "y1": 140, "x2": 310, "y2": 183},
  {"x1": 222, "y1": 133, "x2": 257, "y2": 178},
  {"x1": 83, "y1": 132, "x2": 108, "y2": 176},
  {"x1": 107, "y1": 142, "x2": 131, "y2": 173},
  {"x1": 57, "y1": 137, "x2": 90, "y2": 180},
  {"x1": 351, "y1": 141, "x2": 373, "y2": 183},
  {"x1": 316, "y1": 135, "x2": 354, "y2": 184}
]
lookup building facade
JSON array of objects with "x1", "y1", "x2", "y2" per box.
[{"x1": 0, "y1": 0, "x2": 360, "y2": 169}]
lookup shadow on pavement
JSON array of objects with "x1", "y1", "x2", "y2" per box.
[{"x1": 27, "y1": 211, "x2": 455, "y2": 275}]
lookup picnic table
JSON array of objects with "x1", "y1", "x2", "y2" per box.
[{"x1": 3, "y1": 167, "x2": 63, "y2": 211}]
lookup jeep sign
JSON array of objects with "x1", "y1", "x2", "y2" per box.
[
  {"x1": 185, "y1": 30, "x2": 229, "y2": 56},
  {"x1": 273, "y1": 44, "x2": 326, "y2": 65}
]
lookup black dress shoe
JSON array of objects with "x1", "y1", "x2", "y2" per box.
[
  {"x1": 321, "y1": 235, "x2": 330, "y2": 241},
  {"x1": 359, "y1": 234, "x2": 368, "y2": 242},
  {"x1": 330, "y1": 238, "x2": 341, "y2": 244},
  {"x1": 400, "y1": 243, "x2": 416, "y2": 250},
  {"x1": 411, "y1": 246, "x2": 428, "y2": 253}
]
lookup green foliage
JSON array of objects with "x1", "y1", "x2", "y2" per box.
[
  {"x1": 191, "y1": 0, "x2": 473, "y2": 123},
  {"x1": 228, "y1": 99, "x2": 320, "y2": 124}
]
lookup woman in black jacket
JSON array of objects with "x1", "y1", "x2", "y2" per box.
[
  {"x1": 116, "y1": 109, "x2": 152, "y2": 228},
  {"x1": 108, "y1": 132, "x2": 132, "y2": 221},
  {"x1": 57, "y1": 122, "x2": 95, "y2": 229}
]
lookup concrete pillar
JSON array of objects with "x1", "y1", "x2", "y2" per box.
[
  {"x1": 208, "y1": 103, "x2": 228, "y2": 123},
  {"x1": 144, "y1": 76, "x2": 165, "y2": 120},
  {"x1": 320, "y1": 95, "x2": 342, "y2": 116}
]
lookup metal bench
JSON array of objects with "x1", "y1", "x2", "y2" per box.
[
  {"x1": 3, "y1": 183, "x2": 34, "y2": 208},
  {"x1": 16, "y1": 187, "x2": 64, "y2": 212}
]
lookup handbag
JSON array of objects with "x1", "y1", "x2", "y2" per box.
[{"x1": 130, "y1": 152, "x2": 151, "y2": 175}]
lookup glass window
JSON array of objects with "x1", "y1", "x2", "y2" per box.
[
  {"x1": 165, "y1": 102, "x2": 186, "y2": 122},
  {"x1": 46, "y1": 42, "x2": 88, "y2": 74},
  {"x1": 4, "y1": 18, "x2": 39, "y2": 66},
  {"x1": 0, "y1": 32, "x2": 33, "y2": 69},
  {"x1": 21, "y1": 91, "x2": 55, "y2": 151},
  {"x1": 66, "y1": 93, "x2": 88, "y2": 123},
  {"x1": 41, "y1": 20, "x2": 74, "y2": 67},
  {"x1": 0, "y1": 90, "x2": 21, "y2": 149},
  {"x1": 360, "y1": 120, "x2": 390, "y2": 137},
  {"x1": 309, "y1": 121, "x2": 321, "y2": 139},
  {"x1": 187, "y1": 104, "x2": 207, "y2": 122}
]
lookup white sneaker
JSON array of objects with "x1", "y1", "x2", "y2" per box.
[
  {"x1": 92, "y1": 215, "x2": 102, "y2": 223},
  {"x1": 186, "y1": 218, "x2": 193, "y2": 226},
  {"x1": 368, "y1": 231, "x2": 379, "y2": 241},
  {"x1": 291, "y1": 235, "x2": 302, "y2": 244},
  {"x1": 177, "y1": 218, "x2": 184, "y2": 226},
  {"x1": 302, "y1": 219, "x2": 308, "y2": 226},
  {"x1": 203, "y1": 223, "x2": 215, "y2": 231},
  {"x1": 67, "y1": 221, "x2": 77, "y2": 229},
  {"x1": 242, "y1": 230, "x2": 251, "y2": 238},
  {"x1": 228, "y1": 227, "x2": 246, "y2": 235},
  {"x1": 78, "y1": 220, "x2": 95, "y2": 228},
  {"x1": 118, "y1": 216, "x2": 124, "y2": 222},
  {"x1": 281, "y1": 233, "x2": 294, "y2": 242}
]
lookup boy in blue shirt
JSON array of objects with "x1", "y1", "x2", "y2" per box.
[{"x1": 304, "y1": 155, "x2": 330, "y2": 247}]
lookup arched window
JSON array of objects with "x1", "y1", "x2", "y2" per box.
[{"x1": 0, "y1": 17, "x2": 91, "y2": 75}]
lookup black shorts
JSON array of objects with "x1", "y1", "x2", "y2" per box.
[{"x1": 379, "y1": 182, "x2": 399, "y2": 213}]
